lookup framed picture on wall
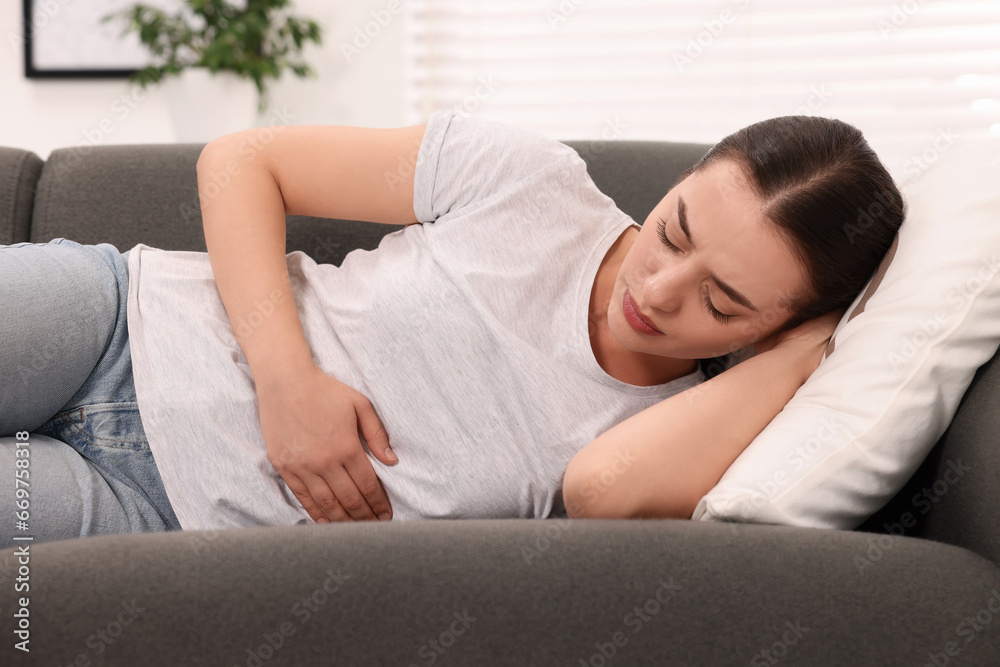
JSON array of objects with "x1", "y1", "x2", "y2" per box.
[{"x1": 22, "y1": 0, "x2": 181, "y2": 78}]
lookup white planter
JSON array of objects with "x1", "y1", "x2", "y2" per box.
[{"x1": 159, "y1": 68, "x2": 259, "y2": 143}]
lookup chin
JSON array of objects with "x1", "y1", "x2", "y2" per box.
[{"x1": 656, "y1": 343, "x2": 731, "y2": 361}]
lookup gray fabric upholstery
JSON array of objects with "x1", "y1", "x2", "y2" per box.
[
  {"x1": 0, "y1": 146, "x2": 42, "y2": 245},
  {"x1": 1, "y1": 136, "x2": 999, "y2": 665},
  {"x1": 560, "y1": 139, "x2": 710, "y2": 225},
  {"x1": 2, "y1": 520, "x2": 999, "y2": 666},
  {"x1": 857, "y1": 350, "x2": 1000, "y2": 566},
  {"x1": 30, "y1": 142, "x2": 408, "y2": 262}
]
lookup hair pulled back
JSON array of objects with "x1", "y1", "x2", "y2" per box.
[{"x1": 691, "y1": 115, "x2": 905, "y2": 331}]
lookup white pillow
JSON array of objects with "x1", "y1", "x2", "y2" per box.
[{"x1": 690, "y1": 138, "x2": 1000, "y2": 529}]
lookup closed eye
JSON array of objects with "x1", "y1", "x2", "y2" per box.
[
  {"x1": 656, "y1": 217, "x2": 736, "y2": 325},
  {"x1": 656, "y1": 217, "x2": 680, "y2": 252}
]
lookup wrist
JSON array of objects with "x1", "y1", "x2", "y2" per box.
[
  {"x1": 766, "y1": 339, "x2": 826, "y2": 384},
  {"x1": 250, "y1": 350, "x2": 318, "y2": 390}
]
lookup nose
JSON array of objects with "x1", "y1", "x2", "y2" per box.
[{"x1": 643, "y1": 262, "x2": 695, "y2": 314}]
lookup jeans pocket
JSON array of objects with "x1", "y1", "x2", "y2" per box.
[
  {"x1": 35, "y1": 401, "x2": 181, "y2": 526},
  {"x1": 38, "y1": 401, "x2": 149, "y2": 453}
]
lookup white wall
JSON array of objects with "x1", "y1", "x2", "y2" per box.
[{"x1": 0, "y1": 0, "x2": 407, "y2": 160}]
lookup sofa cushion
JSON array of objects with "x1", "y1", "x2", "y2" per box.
[
  {"x1": 692, "y1": 138, "x2": 1000, "y2": 531},
  {"x1": 560, "y1": 139, "x2": 711, "y2": 226},
  {"x1": 0, "y1": 147, "x2": 43, "y2": 245},
  {"x1": 2, "y1": 520, "x2": 997, "y2": 665},
  {"x1": 31, "y1": 144, "x2": 209, "y2": 251},
  {"x1": 27, "y1": 142, "x2": 408, "y2": 262}
]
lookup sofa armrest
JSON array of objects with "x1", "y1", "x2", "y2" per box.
[{"x1": 2, "y1": 519, "x2": 998, "y2": 665}]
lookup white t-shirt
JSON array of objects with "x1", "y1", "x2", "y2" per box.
[{"x1": 125, "y1": 109, "x2": 706, "y2": 531}]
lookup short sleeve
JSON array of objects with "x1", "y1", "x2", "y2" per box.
[{"x1": 412, "y1": 110, "x2": 581, "y2": 223}]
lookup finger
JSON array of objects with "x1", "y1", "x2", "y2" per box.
[
  {"x1": 355, "y1": 399, "x2": 397, "y2": 466},
  {"x1": 343, "y1": 449, "x2": 393, "y2": 521},
  {"x1": 316, "y1": 460, "x2": 380, "y2": 522},
  {"x1": 354, "y1": 404, "x2": 395, "y2": 518},
  {"x1": 282, "y1": 471, "x2": 333, "y2": 524},
  {"x1": 298, "y1": 469, "x2": 353, "y2": 523},
  {"x1": 305, "y1": 444, "x2": 384, "y2": 522},
  {"x1": 297, "y1": 456, "x2": 379, "y2": 522}
]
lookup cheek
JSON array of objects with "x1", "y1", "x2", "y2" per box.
[
  {"x1": 745, "y1": 308, "x2": 792, "y2": 338},
  {"x1": 680, "y1": 313, "x2": 750, "y2": 350}
]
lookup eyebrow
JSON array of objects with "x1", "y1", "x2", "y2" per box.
[{"x1": 677, "y1": 196, "x2": 759, "y2": 313}]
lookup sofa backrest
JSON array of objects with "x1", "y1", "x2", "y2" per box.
[
  {"x1": 856, "y1": 353, "x2": 1000, "y2": 566},
  {"x1": 0, "y1": 146, "x2": 42, "y2": 245},
  {"x1": 0, "y1": 138, "x2": 996, "y2": 567}
]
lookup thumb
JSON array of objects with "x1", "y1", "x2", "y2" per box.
[{"x1": 356, "y1": 400, "x2": 397, "y2": 465}]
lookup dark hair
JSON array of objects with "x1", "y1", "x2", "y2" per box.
[{"x1": 687, "y1": 115, "x2": 905, "y2": 331}]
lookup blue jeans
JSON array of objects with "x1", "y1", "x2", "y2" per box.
[{"x1": 0, "y1": 238, "x2": 181, "y2": 546}]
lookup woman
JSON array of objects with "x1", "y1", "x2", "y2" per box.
[{"x1": 0, "y1": 110, "x2": 903, "y2": 543}]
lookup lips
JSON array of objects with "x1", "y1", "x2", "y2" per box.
[{"x1": 623, "y1": 288, "x2": 663, "y2": 335}]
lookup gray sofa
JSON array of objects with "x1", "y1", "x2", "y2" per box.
[{"x1": 1, "y1": 136, "x2": 998, "y2": 666}]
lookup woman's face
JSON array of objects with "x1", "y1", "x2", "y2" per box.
[{"x1": 607, "y1": 158, "x2": 811, "y2": 360}]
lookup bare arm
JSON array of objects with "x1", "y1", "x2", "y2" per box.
[
  {"x1": 561, "y1": 311, "x2": 842, "y2": 520},
  {"x1": 196, "y1": 123, "x2": 426, "y2": 381},
  {"x1": 197, "y1": 141, "x2": 314, "y2": 385},
  {"x1": 195, "y1": 123, "x2": 425, "y2": 523}
]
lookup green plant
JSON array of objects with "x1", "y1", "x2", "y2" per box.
[{"x1": 101, "y1": 0, "x2": 323, "y2": 114}]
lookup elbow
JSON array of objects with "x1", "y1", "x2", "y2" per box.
[
  {"x1": 630, "y1": 480, "x2": 702, "y2": 520},
  {"x1": 196, "y1": 131, "x2": 250, "y2": 175},
  {"x1": 631, "y1": 495, "x2": 700, "y2": 521},
  {"x1": 196, "y1": 136, "x2": 229, "y2": 172},
  {"x1": 563, "y1": 459, "x2": 700, "y2": 520},
  {"x1": 562, "y1": 458, "x2": 608, "y2": 519},
  {"x1": 561, "y1": 461, "x2": 639, "y2": 520}
]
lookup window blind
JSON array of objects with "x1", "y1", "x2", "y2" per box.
[{"x1": 402, "y1": 0, "x2": 1000, "y2": 178}]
